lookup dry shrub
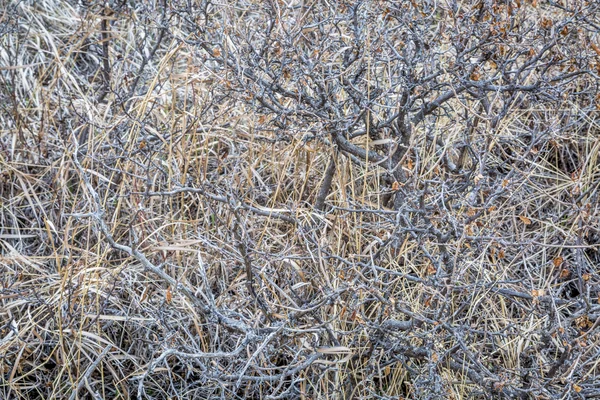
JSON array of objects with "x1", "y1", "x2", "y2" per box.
[{"x1": 1, "y1": 1, "x2": 600, "y2": 399}]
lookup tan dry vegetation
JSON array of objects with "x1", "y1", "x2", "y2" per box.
[{"x1": 1, "y1": 0, "x2": 600, "y2": 399}]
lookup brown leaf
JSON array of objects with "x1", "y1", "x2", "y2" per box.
[
  {"x1": 426, "y1": 263, "x2": 436, "y2": 275},
  {"x1": 575, "y1": 316, "x2": 592, "y2": 329},
  {"x1": 465, "y1": 223, "x2": 475, "y2": 236},
  {"x1": 591, "y1": 41, "x2": 600, "y2": 57},
  {"x1": 583, "y1": 273, "x2": 591, "y2": 281},
  {"x1": 424, "y1": 296, "x2": 432, "y2": 307},
  {"x1": 519, "y1": 215, "x2": 532, "y2": 225},
  {"x1": 553, "y1": 256, "x2": 564, "y2": 267},
  {"x1": 540, "y1": 18, "x2": 553, "y2": 29}
]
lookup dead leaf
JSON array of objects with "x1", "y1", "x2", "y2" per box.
[
  {"x1": 591, "y1": 42, "x2": 600, "y2": 57},
  {"x1": 426, "y1": 263, "x2": 436, "y2": 275},
  {"x1": 519, "y1": 215, "x2": 532, "y2": 225},
  {"x1": 553, "y1": 256, "x2": 564, "y2": 267},
  {"x1": 540, "y1": 18, "x2": 552, "y2": 29},
  {"x1": 575, "y1": 316, "x2": 592, "y2": 330},
  {"x1": 582, "y1": 273, "x2": 590, "y2": 281}
]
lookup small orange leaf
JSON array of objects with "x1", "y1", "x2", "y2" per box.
[
  {"x1": 553, "y1": 256, "x2": 564, "y2": 267},
  {"x1": 559, "y1": 268, "x2": 570, "y2": 279},
  {"x1": 392, "y1": 181, "x2": 400, "y2": 191},
  {"x1": 540, "y1": 18, "x2": 553, "y2": 29},
  {"x1": 424, "y1": 296, "x2": 432, "y2": 307},
  {"x1": 582, "y1": 273, "x2": 591, "y2": 281},
  {"x1": 465, "y1": 224, "x2": 475, "y2": 236},
  {"x1": 426, "y1": 263, "x2": 436, "y2": 275},
  {"x1": 213, "y1": 47, "x2": 221, "y2": 57},
  {"x1": 519, "y1": 215, "x2": 532, "y2": 225},
  {"x1": 532, "y1": 289, "x2": 545, "y2": 297},
  {"x1": 576, "y1": 316, "x2": 592, "y2": 330},
  {"x1": 573, "y1": 384, "x2": 582, "y2": 393},
  {"x1": 272, "y1": 43, "x2": 283, "y2": 56},
  {"x1": 165, "y1": 287, "x2": 172, "y2": 303},
  {"x1": 591, "y1": 42, "x2": 600, "y2": 57}
]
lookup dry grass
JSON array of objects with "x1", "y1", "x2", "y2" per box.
[{"x1": 1, "y1": 1, "x2": 600, "y2": 399}]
